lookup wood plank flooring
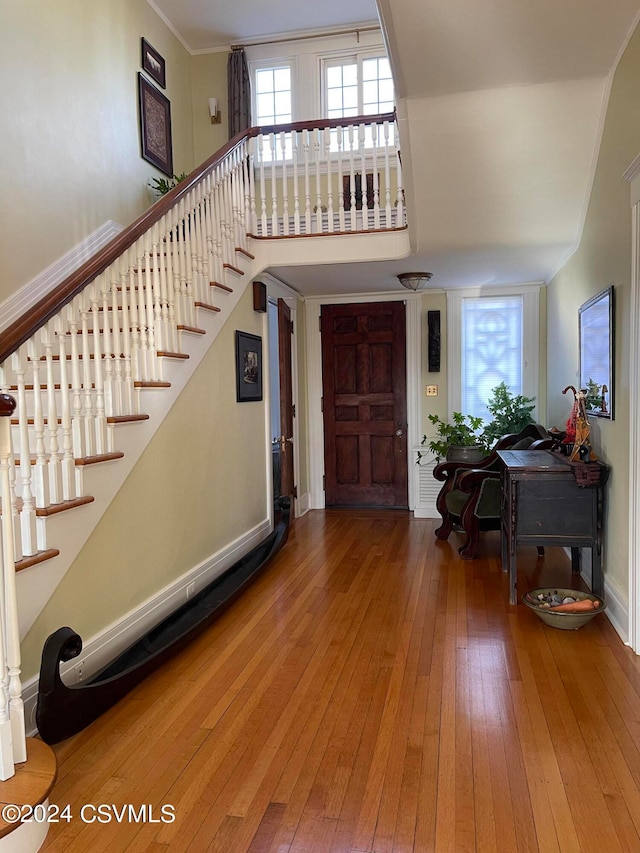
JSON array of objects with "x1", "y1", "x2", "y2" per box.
[{"x1": 39, "y1": 510, "x2": 640, "y2": 852}]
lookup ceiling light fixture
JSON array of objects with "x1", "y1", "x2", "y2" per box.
[{"x1": 397, "y1": 272, "x2": 433, "y2": 291}]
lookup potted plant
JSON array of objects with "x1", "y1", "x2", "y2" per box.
[
  {"x1": 149, "y1": 172, "x2": 188, "y2": 198},
  {"x1": 419, "y1": 411, "x2": 488, "y2": 463},
  {"x1": 480, "y1": 382, "x2": 535, "y2": 448}
]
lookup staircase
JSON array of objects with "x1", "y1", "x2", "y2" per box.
[{"x1": 0, "y1": 111, "x2": 405, "y2": 783}]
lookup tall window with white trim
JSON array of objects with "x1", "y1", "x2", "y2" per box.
[
  {"x1": 323, "y1": 54, "x2": 394, "y2": 119},
  {"x1": 254, "y1": 65, "x2": 293, "y2": 125},
  {"x1": 462, "y1": 295, "x2": 524, "y2": 422}
]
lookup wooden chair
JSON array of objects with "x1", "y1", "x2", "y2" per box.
[{"x1": 433, "y1": 424, "x2": 553, "y2": 558}]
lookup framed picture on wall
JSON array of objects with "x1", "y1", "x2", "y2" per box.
[
  {"x1": 138, "y1": 73, "x2": 173, "y2": 177},
  {"x1": 141, "y1": 38, "x2": 166, "y2": 88},
  {"x1": 235, "y1": 331, "x2": 263, "y2": 402},
  {"x1": 579, "y1": 285, "x2": 614, "y2": 419}
]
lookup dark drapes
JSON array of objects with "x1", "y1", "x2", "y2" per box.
[{"x1": 228, "y1": 47, "x2": 251, "y2": 139}]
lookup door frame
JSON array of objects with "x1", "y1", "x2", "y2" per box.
[
  {"x1": 305, "y1": 292, "x2": 422, "y2": 510},
  {"x1": 264, "y1": 274, "x2": 301, "y2": 519}
]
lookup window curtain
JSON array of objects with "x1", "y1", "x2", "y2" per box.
[{"x1": 228, "y1": 47, "x2": 251, "y2": 139}]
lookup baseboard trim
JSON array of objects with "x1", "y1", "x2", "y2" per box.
[
  {"x1": 0, "y1": 220, "x2": 124, "y2": 333},
  {"x1": 296, "y1": 491, "x2": 311, "y2": 517},
  {"x1": 602, "y1": 574, "x2": 629, "y2": 645},
  {"x1": 23, "y1": 517, "x2": 271, "y2": 736}
]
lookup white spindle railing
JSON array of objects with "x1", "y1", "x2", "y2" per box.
[
  {"x1": 0, "y1": 112, "x2": 403, "y2": 778},
  {"x1": 248, "y1": 114, "x2": 402, "y2": 237}
]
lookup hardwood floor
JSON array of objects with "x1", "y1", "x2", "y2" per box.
[{"x1": 39, "y1": 510, "x2": 640, "y2": 852}]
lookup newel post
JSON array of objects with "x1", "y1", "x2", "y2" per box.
[{"x1": 0, "y1": 392, "x2": 26, "y2": 778}]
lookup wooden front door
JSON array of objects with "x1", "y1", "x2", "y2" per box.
[{"x1": 321, "y1": 301, "x2": 408, "y2": 507}]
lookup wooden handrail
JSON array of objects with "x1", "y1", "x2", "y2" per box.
[{"x1": 0, "y1": 112, "x2": 397, "y2": 364}]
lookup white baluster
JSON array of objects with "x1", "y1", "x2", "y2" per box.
[
  {"x1": 372, "y1": 121, "x2": 380, "y2": 230},
  {"x1": 325, "y1": 127, "x2": 334, "y2": 233},
  {"x1": 119, "y1": 253, "x2": 135, "y2": 414},
  {"x1": 303, "y1": 130, "x2": 312, "y2": 234},
  {"x1": 54, "y1": 317, "x2": 75, "y2": 501},
  {"x1": 67, "y1": 300, "x2": 85, "y2": 459},
  {"x1": 162, "y1": 217, "x2": 178, "y2": 354},
  {"x1": 143, "y1": 244, "x2": 158, "y2": 381},
  {"x1": 108, "y1": 268, "x2": 123, "y2": 417},
  {"x1": 270, "y1": 133, "x2": 278, "y2": 236},
  {"x1": 280, "y1": 131, "x2": 289, "y2": 236},
  {"x1": 249, "y1": 137, "x2": 258, "y2": 235},
  {"x1": 99, "y1": 272, "x2": 114, "y2": 419},
  {"x1": 9, "y1": 355, "x2": 35, "y2": 556},
  {"x1": 258, "y1": 135, "x2": 268, "y2": 236},
  {"x1": 313, "y1": 128, "x2": 322, "y2": 234},
  {"x1": 359, "y1": 123, "x2": 368, "y2": 231},
  {"x1": 337, "y1": 124, "x2": 346, "y2": 232},
  {"x1": 396, "y1": 142, "x2": 404, "y2": 224},
  {"x1": 292, "y1": 131, "x2": 301, "y2": 235},
  {"x1": 150, "y1": 224, "x2": 164, "y2": 354},
  {"x1": 348, "y1": 124, "x2": 357, "y2": 231},
  {"x1": 383, "y1": 120, "x2": 392, "y2": 227},
  {"x1": 79, "y1": 300, "x2": 95, "y2": 459},
  {"x1": 27, "y1": 339, "x2": 49, "y2": 512},
  {"x1": 41, "y1": 325, "x2": 62, "y2": 504},
  {"x1": 240, "y1": 141, "x2": 251, "y2": 249},
  {"x1": 89, "y1": 284, "x2": 107, "y2": 455}
]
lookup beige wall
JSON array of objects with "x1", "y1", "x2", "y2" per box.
[
  {"x1": 191, "y1": 53, "x2": 230, "y2": 165},
  {"x1": 21, "y1": 287, "x2": 267, "y2": 679},
  {"x1": 0, "y1": 0, "x2": 194, "y2": 305},
  {"x1": 547, "y1": 24, "x2": 640, "y2": 597}
]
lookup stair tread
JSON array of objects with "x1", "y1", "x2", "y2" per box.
[
  {"x1": 15, "y1": 549, "x2": 60, "y2": 573},
  {"x1": 157, "y1": 351, "x2": 189, "y2": 359},
  {"x1": 195, "y1": 301, "x2": 221, "y2": 313},
  {"x1": 75, "y1": 452, "x2": 125, "y2": 466},
  {"x1": 223, "y1": 263, "x2": 245, "y2": 276},
  {"x1": 211, "y1": 281, "x2": 233, "y2": 293},
  {"x1": 134, "y1": 380, "x2": 171, "y2": 388},
  {"x1": 235, "y1": 247, "x2": 256, "y2": 260},
  {"x1": 106, "y1": 414, "x2": 150, "y2": 424},
  {"x1": 34, "y1": 496, "x2": 95, "y2": 517},
  {"x1": 177, "y1": 325, "x2": 206, "y2": 335}
]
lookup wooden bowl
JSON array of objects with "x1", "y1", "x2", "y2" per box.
[{"x1": 522, "y1": 587, "x2": 606, "y2": 630}]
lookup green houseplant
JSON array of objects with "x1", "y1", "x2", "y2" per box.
[
  {"x1": 419, "y1": 411, "x2": 488, "y2": 463},
  {"x1": 149, "y1": 172, "x2": 188, "y2": 198},
  {"x1": 480, "y1": 382, "x2": 535, "y2": 448}
]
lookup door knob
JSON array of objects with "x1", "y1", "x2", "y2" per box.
[{"x1": 395, "y1": 428, "x2": 403, "y2": 437}]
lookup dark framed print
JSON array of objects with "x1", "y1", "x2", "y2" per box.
[
  {"x1": 141, "y1": 38, "x2": 166, "y2": 88},
  {"x1": 138, "y1": 73, "x2": 173, "y2": 177},
  {"x1": 235, "y1": 331, "x2": 263, "y2": 402}
]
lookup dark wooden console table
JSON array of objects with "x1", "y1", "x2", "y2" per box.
[{"x1": 498, "y1": 449, "x2": 608, "y2": 605}]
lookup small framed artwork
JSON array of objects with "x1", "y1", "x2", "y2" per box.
[
  {"x1": 141, "y1": 38, "x2": 166, "y2": 88},
  {"x1": 235, "y1": 331, "x2": 263, "y2": 402},
  {"x1": 579, "y1": 285, "x2": 615, "y2": 419},
  {"x1": 138, "y1": 73, "x2": 173, "y2": 177}
]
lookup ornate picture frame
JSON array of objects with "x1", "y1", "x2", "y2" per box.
[{"x1": 138, "y1": 73, "x2": 173, "y2": 178}]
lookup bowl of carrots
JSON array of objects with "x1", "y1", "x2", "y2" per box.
[{"x1": 522, "y1": 588, "x2": 606, "y2": 630}]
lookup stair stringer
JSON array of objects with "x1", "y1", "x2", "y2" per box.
[{"x1": 15, "y1": 250, "x2": 265, "y2": 640}]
